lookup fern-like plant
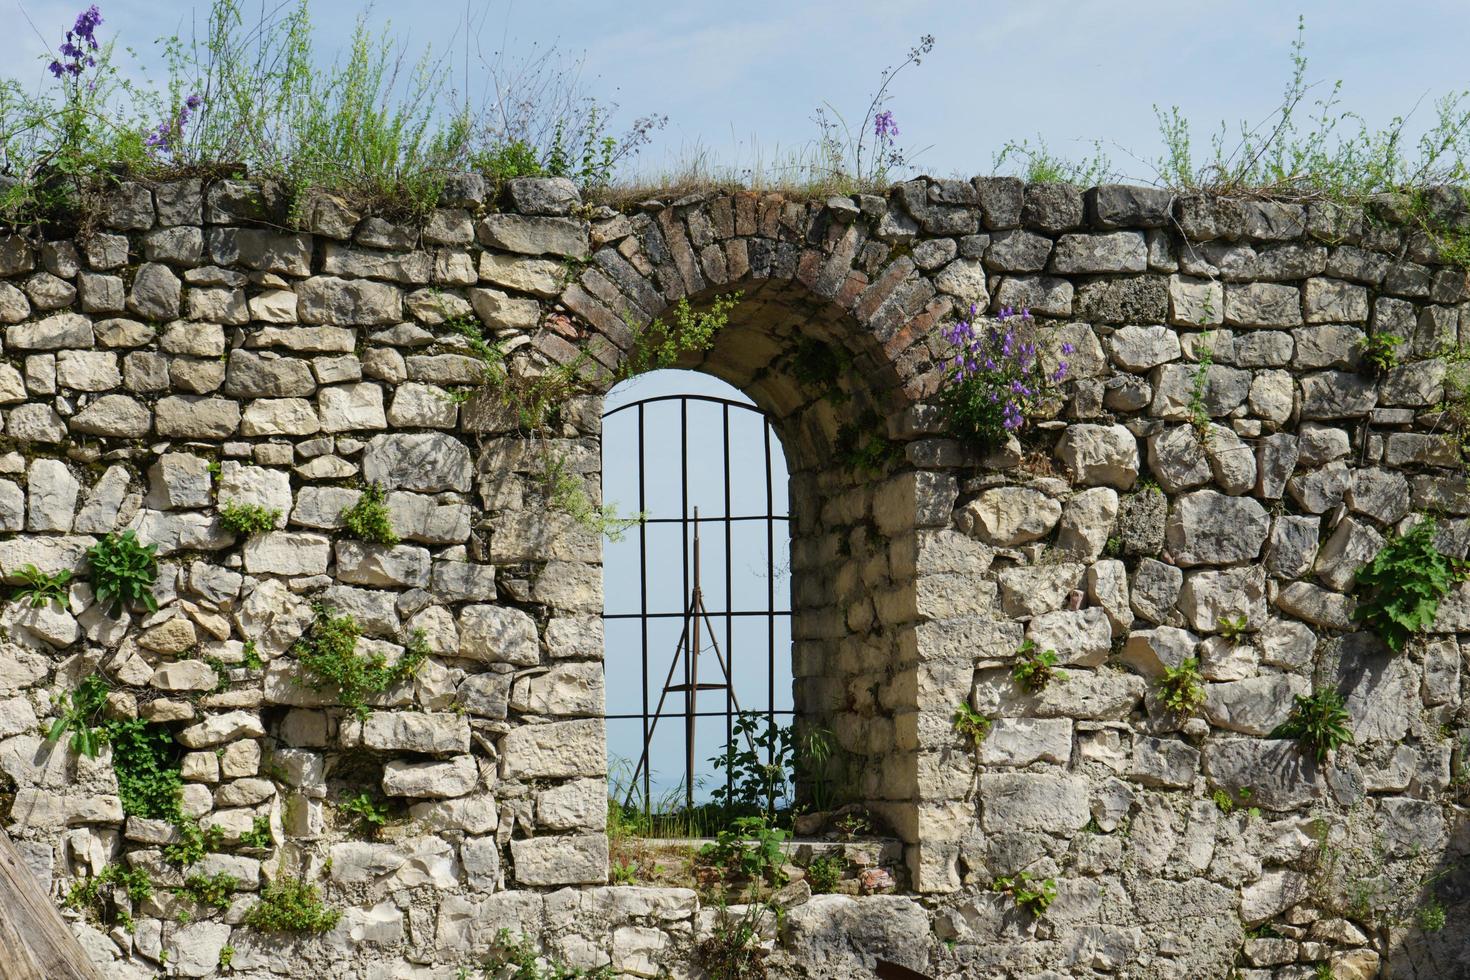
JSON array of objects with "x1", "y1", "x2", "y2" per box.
[
  {"x1": 1354, "y1": 519, "x2": 1463, "y2": 652},
  {"x1": 218, "y1": 500, "x2": 282, "y2": 535}
]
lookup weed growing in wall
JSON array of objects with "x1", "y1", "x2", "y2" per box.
[
  {"x1": 1357, "y1": 332, "x2": 1404, "y2": 375},
  {"x1": 617, "y1": 293, "x2": 742, "y2": 379},
  {"x1": 1012, "y1": 639, "x2": 1065, "y2": 695},
  {"x1": 695, "y1": 904, "x2": 773, "y2": 980},
  {"x1": 937, "y1": 305, "x2": 1070, "y2": 448},
  {"x1": 1274, "y1": 690, "x2": 1353, "y2": 761},
  {"x1": 45, "y1": 672, "x2": 110, "y2": 757},
  {"x1": 293, "y1": 608, "x2": 424, "y2": 718},
  {"x1": 991, "y1": 871, "x2": 1057, "y2": 917},
  {"x1": 952, "y1": 702, "x2": 992, "y2": 750},
  {"x1": 64, "y1": 862, "x2": 153, "y2": 931},
  {"x1": 340, "y1": 482, "x2": 399, "y2": 546},
  {"x1": 698, "y1": 815, "x2": 790, "y2": 887},
  {"x1": 803, "y1": 854, "x2": 845, "y2": 894},
  {"x1": 480, "y1": 928, "x2": 617, "y2": 979},
  {"x1": 11, "y1": 566, "x2": 72, "y2": 607},
  {"x1": 1353, "y1": 518, "x2": 1464, "y2": 652},
  {"x1": 339, "y1": 792, "x2": 390, "y2": 836},
  {"x1": 1155, "y1": 658, "x2": 1205, "y2": 717},
  {"x1": 105, "y1": 716, "x2": 185, "y2": 821},
  {"x1": 243, "y1": 876, "x2": 340, "y2": 934},
  {"x1": 85, "y1": 529, "x2": 159, "y2": 613},
  {"x1": 175, "y1": 872, "x2": 238, "y2": 913},
  {"x1": 218, "y1": 500, "x2": 281, "y2": 535}
]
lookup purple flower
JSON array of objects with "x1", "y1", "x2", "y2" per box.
[
  {"x1": 49, "y1": 6, "x2": 102, "y2": 82},
  {"x1": 874, "y1": 110, "x2": 899, "y2": 140}
]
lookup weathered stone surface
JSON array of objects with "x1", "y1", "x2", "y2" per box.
[
  {"x1": 1204, "y1": 739, "x2": 1325, "y2": 810},
  {"x1": 963, "y1": 487, "x2": 1061, "y2": 546},
  {"x1": 510, "y1": 834, "x2": 607, "y2": 885},
  {"x1": 359, "y1": 711, "x2": 470, "y2": 754},
  {"x1": 1110, "y1": 325, "x2": 1181, "y2": 372},
  {"x1": 1055, "y1": 424, "x2": 1138, "y2": 489},
  {"x1": 362, "y1": 433, "x2": 472, "y2": 492},
  {"x1": 477, "y1": 214, "x2": 589, "y2": 258},
  {"x1": 382, "y1": 755, "x2": 478, "y2": 797},
  {"x1": 500, "y1": 719, "x2": 605, "y2": 780},
  {"x1": 1026, "y1": 607, "x2": 1112, "y2": 667},
  {"x1": 1203, "y1": 674, "x2": 1303, "y2": 734},
  {"x1": 1164, "y1": 491, "x2": 1269, "y2": 566},
  {"x1": 1178, "y1": 566, "x2": 1268, "y2": 632},
  {"x1": 458, "y1": 605, "x2": 539, "y2": 664},
  {"x1": 978, "y1": 773, "x2": 1090, "y2": 832},
  {"x1": 298, "y1": 276, "x2": 403, "y2": 325}
]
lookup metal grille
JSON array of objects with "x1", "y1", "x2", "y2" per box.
[{"x1": 601, "y1": 392, "x2": 791, "y2": 810}]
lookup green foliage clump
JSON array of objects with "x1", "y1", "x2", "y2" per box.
[
  {"x1": 243, "y1": 876, "x2": 340, "y2": 934},
  {"x1": 619, "y1": 293, "x2": 741, "y2": 378},
  {"x1": 341, "y1": 482, "x2": 399, "y2": 546},
  {"x1": 1357, "y1": 332, "x2": 1404, "y2": 373},
  {"x1": 698, "y1": 815, "x2": 789, "y2": 886},
  {"x1": 293, "y1": 607, "x2": 423, "y2": 718},
  {"x1": 1274, "y1": 689, "x2": 1354, "y2": 761},
  {"x1": 710, "y1": 711, "x2": 793, "y2": 819},
  {"x1": 339, "y1": 792, "x2": 389, "y2": 835},
  {"x1": 11, "y1": 565, "x2": 72, "y2": 607},
  {"x1": 1419, "y1": 895, "x2": 1447, "y2": 932},
  {"x1": 176, "y1": 872, "x2": 238, "y2": 912},
  {"x1": 241, "y1": 640, "x2": 264, "y2": 670},
  {"x1": 992, "y1": 870, "x2": 1057, "y2": 917},
  {"x1": 218, "y1": 500, "x2": 282, "y2": 535},
  {"x1": 85, "y1": 530, "x2": 159, "y2": 613},
  {"x1": 804, "y1": 854, "x2": 845, "y2": 894},
  {"x1": 695, "y1": 904, "x2": 771, "y2": 980},
  {"x1": 480, "y1": 928, "x2": 616, "y2": 979},
  {"x1": 1353, "y1": 519, "x2": 1464, "y2": 652},
  {"x1": 835, "y1": 411, "x2": 900, "y2": 475},
  {"x1": 64, "y1": 862, "x2": 154, "y2": 930},
  {"x1": 1012, "y1": 639, "x2": 1065, "y2": 694},
  {"x1": 239, "y1": 815, "x2": 273, "y2": 849},
  {"x1": 106, "y1": 716, "x2": 184, "y2": 821},
  {"x1": 952, "y1": 702, "x2": 991, "y2": 750},
  {"x1": 544, "y1": 453, "x2": 643, "y2": 543},
  {"x1": 46, "y1": 673, "x2": 110, "y2": 758},
  {"x1": 1156, "y1": 658, "x2": 1206, "y2": 717},
  {"x1": 163, "y1": 819, "x2": 225, "y2": 867},
  {"x1": 1217, "y1": 614, "x2": 1250, "y2": 642}
]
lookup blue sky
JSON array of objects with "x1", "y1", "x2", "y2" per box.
[{"x1": 9, "y1": 0, "x2": 1470, "y2": 182}]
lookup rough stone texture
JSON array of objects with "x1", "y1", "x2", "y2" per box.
[{"x1": 0, "y1": 177, "x2": 1463, "y2": 980}]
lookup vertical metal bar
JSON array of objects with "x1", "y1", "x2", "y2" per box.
[
  {"x1": 686, "y1": 509, "x2": 701, "y2": 812},
  {"x1": 765, "y1": 419, "x2": 777, "y2": 780},
  {"x1": 680, "y1": 398, "x2": 691, "y2": 808},
  {"x1": 722, "y1": 404, "x2": 735, "y2": 805},
  {"x1": 638, "y1": 403, "x2": 650, "y2": 818}
]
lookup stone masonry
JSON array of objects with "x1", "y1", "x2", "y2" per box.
[{"x1": 0, "y1": 173, "x2": 1467, "y2": 978}]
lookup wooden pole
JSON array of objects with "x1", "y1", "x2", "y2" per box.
[{"x1": 0, "y1": 828, "x2": 106, "y2": 980}]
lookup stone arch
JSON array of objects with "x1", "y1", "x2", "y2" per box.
[{"x1": 506, "y1": 190, "x2": 982, "y2": 890}]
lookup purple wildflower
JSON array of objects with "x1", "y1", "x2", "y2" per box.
[
  {"x1": 874, "y1": 110, "x2": 899, "y2": 140},
  {"x1": 145, "y1": 92, "x2": 203, "y2": 157},
  {"x1": 49, "y1": 6, "x2": 102, "y2": 81}
]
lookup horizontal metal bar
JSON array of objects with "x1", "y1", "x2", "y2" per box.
[
  {"x1": 603, "y1": 393, "x2": 764, "y2": 419},
  {"x1": 634, "y1": 515, "x2": 790, "y2": 525},
  {"x1": 604, "y1": 610, "x2": 792, "y2": 621},
  {"x1": 606, "y1": 710, "x2": 795, "y2": 720},
  {"x1": 664, "y1": 683, "x2": 729, "y2": 693}
]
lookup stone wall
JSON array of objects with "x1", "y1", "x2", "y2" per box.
[{"x1": 0, "y1": 172, "x2": 1467, "y2": 979}]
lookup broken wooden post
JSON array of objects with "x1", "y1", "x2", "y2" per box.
[{"x1": 0, "y1": 828, "x2": 105, "y2": 980}]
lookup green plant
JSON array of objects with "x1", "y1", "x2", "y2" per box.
[
  {"x1": 937, "y1": 306, "x2": 1070, "y2": 447},
  {"x1": 1012, "y1": 639, "x2": 1066, "y2": 694},
  {"x1": 699, "y1": 815, "x2": 790, "y2": 886},
  {"x1": 339, "y1": 792, "x2": 389, "y2": 835},
  {"x1": 46, "y1": 673, "x2": 110, "y2": 758},
  {"x1": 952, "y1": 702, "x2": 991, "y2": 750},
  {"x1": 64, "y1": 862, "x2": 153, "y2": 930},
  {"x1": 105, "y1": 716, "x2": 184, "y2": 821},
  {"x1": 218, "y1": 500, "x2": 281, "y2": 535},
  {"x1": 1156, "y1": 658, "x2": 1206, "y2": 717},
  {"x1": 793, "y1": 725, "x2": 841, "y2": 813},
  {"x1": 85, "y1": 530, "x2": 158, "y2": 614},
  {"x1": 992, "y1": 870, "x2": 1057, "y2": 917},
  {"x1": 239, "y1": 815, "x2": 273, "y2": 849},
  {"x1": 1353, "y1": 519, "x2": 1464, "y2": 652},
  {"x1": 164, "y1": 818, "x2": 225, "y2": 866},
  {"x1": 1313, "y1": 962, "x2": 1336, "y2": 980},
  {"x1": 243, "y1": 876, "x2": 340, "y2": 934},
  {"x1": 1357, "y1": 332, "x2": 1404, "y2": 373},
  {"x1": 1217, "y1": 614, "x2": 1249, "y2": 642},
  {"x1": 480, "y1": 928, "x2": 617, "y2": 980},
  {"x1": 993, "y1": 135, "x2": 1113, "y2": 185},
  {"x1": 219, "y1": 945, "x2": 235, "y2": 969},
  {"x1": 543, "y1": 451, "x2": 644, "y2": 542},
  {"x1": 609, "y1": 859, "x2": 638, "y2": 885},
  {"x1": 1273, "y1": 689, "x2": 1354, "y2": 761},
  {"x1": 340, "y1": 482, "x2": 398, "y2": 546},
  {"x1": 1188, "y1": 334, "x2": 1214, "y2": 433},
  {"x1": 695, "y1": 902, "x2": 771, "y2": 980},
  {"x1": 710, "y1": 711, "x2": 794, "y2": 820},
  {"x1": 804, "y1": 854, "x2": 844, "y2": 894},
  {"x1": 618, "y1": 293, "x2": 741, "y2": 379},
  {"x1": 176, "y1": 872, "x2": 237, "y2": 912},
  {"x1": 1419, "y1": 895, "x2": 1447, "y2": 932},
  {"x1": 11, "y1": 565, "x2": 72, "y2": 607},
  {"x1": 241, "y1": 640, "x2": 264, "y2": 670},
  {"x1": 293, "y1": 607, "x2": 423, "y2": 718}
]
